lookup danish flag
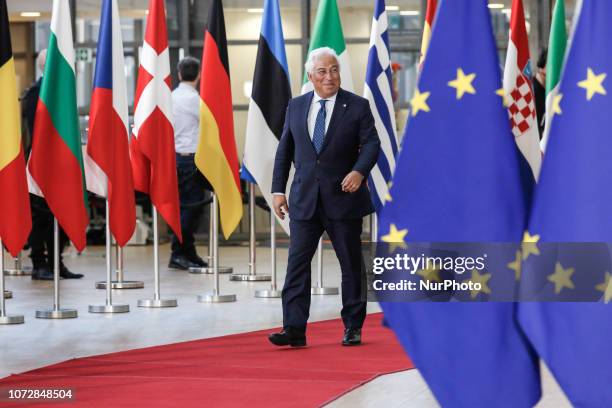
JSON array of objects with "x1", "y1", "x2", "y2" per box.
[{"x1": 130, "y1": 0, "x2": 182, "y2": 241}]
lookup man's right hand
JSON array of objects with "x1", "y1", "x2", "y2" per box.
[{"x1": 273, "y1": 195, "x2": 289, "y2": 220}]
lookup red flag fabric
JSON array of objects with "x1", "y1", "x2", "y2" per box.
[{"x1": 130, "y1": 0, "x2": 182, "y2": 241}]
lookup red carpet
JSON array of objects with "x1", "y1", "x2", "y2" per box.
[{"x1": 0, "y1": 313, "x2": 413, "y2": 407}]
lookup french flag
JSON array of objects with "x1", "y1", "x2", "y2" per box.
[{"x1": 86, "y1": 0, "x2": 136, "y2": 247}]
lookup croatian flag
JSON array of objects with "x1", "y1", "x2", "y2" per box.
[
  {"x1": 503, "y1": 0, "x2": 541, "y2": 180},
  {"x1": 364, "y1": 0, "x2": 398, "y2": 212},
  {"x1": 86, "y1": 0, "x2": 136, "y2": 246}
]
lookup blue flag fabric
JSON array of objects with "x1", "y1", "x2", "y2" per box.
[
  {"x1": 519, "y1": 0, "x2": 612, "y2": 405},
  {"x1": 377, "y1": 0, "x2": 540, "y2": 406},
  {"x1": 364, "y1": 0, "x2": 398, "y2": 212}
]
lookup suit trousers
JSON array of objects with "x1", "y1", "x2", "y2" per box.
[
  {"x1": 282, "y1": 196, "x2": 367, "y2": 332},
  {"x1": 171, "y1": 154, "x2": 209, "y2": 258},
  {"x1": 28, "y1": 194, "x2": 69, "y2": 269}
]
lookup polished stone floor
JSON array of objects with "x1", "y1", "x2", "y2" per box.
[{"x1": 1, "y1": 244, "x2": 570, "y2": 407}]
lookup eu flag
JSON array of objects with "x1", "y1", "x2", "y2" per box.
[
  {"x1": 519, "y1": 0, "x2": 612, "y2": 405},
  {"x1": 378, "y1": 0, "x2": 540, "y2": 406}
]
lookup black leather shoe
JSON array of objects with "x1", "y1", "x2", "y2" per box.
[
  {"x1": 60, "y1": 265, "x2": 84, "y2": 279},
  {"x1": 31, "y1": 266, "x2": 54, "y2": 281},
  {"x1": 342, "y1": 328, "x2": 362, "y2": 346},
  {"x1": 268, "y1": 330, "x2": 307, "y2": 347},
  {"x1": 168, "y1": 255, "x2": 198, "y2": 270},
  {"x1": 186, "y1": 254, "x2": 208, "y2": 267}
]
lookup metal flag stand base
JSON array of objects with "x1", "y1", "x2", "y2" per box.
[
  {"x1": 36, "y1": 219, "x2": 78, "y2": 319},
  {"x1": 89, "y1": 201, "x2": 130, "y2": 314},
  {"x1": 255, "y1": 212, "x2": 282, "y2": 298},
  {"x1": 0, "y1": 241, "x2": 24, "y2": 324},
  {"x1": 231, "y1": 183, "x2": 271, "y2": 282},
  {"x1": 138, "y1": 207, "x2": 177, "y2": 308},
  {"x1": 4, "y1": 253, "x2": 32, "y2": 276},
  {"x1": 311, "y1": 238, "x2": 339, "y2": 295},
  {"x1": 190, "y1": 198, "x2": 233, "y2": 275},
  {"x1": 198, "y1": 193, "x2": 236, "y2": 303},
  {"x1": 96, "y1": 246, "x2": 144, "y2": 289}
]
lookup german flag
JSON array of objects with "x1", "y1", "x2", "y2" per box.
[
  {"x1": 0, "y1": 0, "x2": 31, "y2": 257},
  {"x1": 196, "y1": 0, "x2": 242, "y2": 239}
]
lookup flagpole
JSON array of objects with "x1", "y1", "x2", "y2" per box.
[
  {"x1": 0, "y1": 240, "x2": 24, "y2": 324},
  {"x1": 36, "y1": 218, "x2": 77, "y2": 319},
  {"x1": 311, "y1": 238, "x2": 339, "y2": 295},
  {"x1": 371, "y1": 213, "x2": 378, "y2": 243},
  {"x1": 198, "y1": 193, "x2": 236, "y2": 303},
  {"x1": 95, "y1": 239, "x2": 144, "y2": 289},
  {"x1": 230, "y1": 183, "x2": 270, "y2": 281},
  {"x1": 89, "y1": 200, "x2": 129, "y2": 313},
  {"x1": 3, "y1": 252, "x2": 32, "y2": 276},
  {"x1": 138, "y1": 207, "x2": 177, "y2": 308},
  {"x1": 190, "y1": 198, "x2": 233, "y2": 274},
  {"x1": 255, "y1": 210, "x2": 282, "y2": 298}
]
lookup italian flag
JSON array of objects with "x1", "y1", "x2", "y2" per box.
[
  {"x1": 28, "y1": 0, "x2": 89, "y2": 251},
  {"x1": 302, "y1": 0, "x2": 353, "y2": 93},
  {"x1": 541, "y1": 0, "x2": 567, "y2": 151}
]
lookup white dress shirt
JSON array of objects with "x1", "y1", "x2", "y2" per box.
[
  {"x1": 308, "y1": 91, "x2": 337, "y2": 140},
  {"x1": 172, "y1": 82, "x2": 200, "y2": 154}
]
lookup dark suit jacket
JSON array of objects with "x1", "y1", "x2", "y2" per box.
[{"x1": 272, "y1": 88, "x2": 381, "y2": 220}]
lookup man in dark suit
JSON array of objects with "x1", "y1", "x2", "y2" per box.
[{"x1": 269, "y1": 47, "x2": 380, "y2": 347}]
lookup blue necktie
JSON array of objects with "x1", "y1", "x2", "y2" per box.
[{"x1": 312, "y1": 100, "x2": 327, "y2": 154}]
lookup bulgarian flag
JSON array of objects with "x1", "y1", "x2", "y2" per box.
[
  {"x1": 302, "y1": 0, "x2": 353, "y2": 93},
  {"x1": 541, "y1": 0, "x2": 567, "y2": 151},
  {"x1": 28, "y1": 0, "x2": 89, "y2": 251},
  {"x1": 419, "y1": 0, "x2": 437, "y2": 65},
  {"x1": 0, "y1": 0, "x2": 31, "y2": 257},
  {"x1": 196, "y1": 0, "x2": 243, "y2": 239},
  {"x1": 503, "y1": 0, "x2": 542, "y2": 180}
]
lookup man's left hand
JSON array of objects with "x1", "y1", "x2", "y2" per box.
[{"x1": 341, "y1": 171, "x2": 364, "y2": 193}]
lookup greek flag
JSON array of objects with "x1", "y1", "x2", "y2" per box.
[{"x1": 364, "y1": 0, "x2": 398, "y2": 212}]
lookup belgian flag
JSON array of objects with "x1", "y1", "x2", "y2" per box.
[
  {"x1": 0, "y1": 0, "x2": 31, "y2": 257},
  {"x1": 195, "y1": 0, "x2": 242, "y2": 239}
]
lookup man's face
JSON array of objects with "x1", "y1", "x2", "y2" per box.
[{"x1": 307, "y1": 54, "x2": 341, "y2": 98}]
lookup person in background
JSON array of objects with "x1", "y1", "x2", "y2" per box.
[
  {"x1": 21, "y1": 49, "x2": 82, "y2": 280},
  {"x1": 168, "y1": 56, "x2": 210, "y2": 270},
  {"x1": 532, "y1": 47, "x2": 547, "y2": 139}
]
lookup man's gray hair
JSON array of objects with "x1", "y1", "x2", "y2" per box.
[{"x1": 304, "y1": 47, "x2": 340, "y2": 74}]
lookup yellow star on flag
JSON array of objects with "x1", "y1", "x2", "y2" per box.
[
  {"x1": 417, "y1": 266, "x2": 441, "y2": 283},
  {"x1": 410, "y1": 88, "x2": 431, "y2": 116},
  {"x1": 595, "y1": 272, "x2": 612, "y2": 304},
  {"x1": 552, "y1": 93, "x2": 563, "y2": 115},
  {"x1": 548, "y1": 262, "x2": 575, "y2": 294},
  {"x1": 469, "y1": 269, "x2": 491, "y2": 299},
  {"x1": 577, "y1": 68, "x2": 607, "y2": 100},
  {"x1": 385, "y1": 182, "x2": 393, "y2": 202},
  {"x1": 448, "y1": 68, "x2": 476, "y2": 99},
  {"x1": 521, "y1": 231, "x2": 540, "y2": 260},
  {"x1": 381, "y1": 224, "x2": 408, "y2": 253},
  {"x1": 496, "y1": 88, "x2": 510, "y2": 107},
  {"x1": 507, "y1": 250, "x2": 522, "y2": 281}
]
